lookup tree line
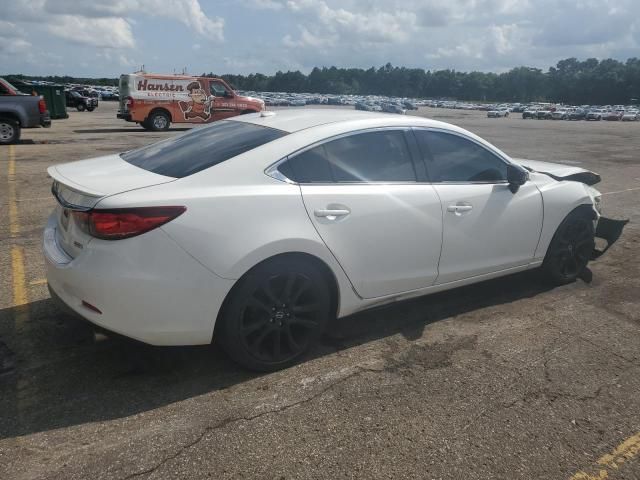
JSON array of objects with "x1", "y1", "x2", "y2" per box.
[
  {"x1": 214, "y1": 58, "x2": 640, "y2": 105},
  {"x1": 6, "y1": 57, "x2": 640, "y2": 104}
]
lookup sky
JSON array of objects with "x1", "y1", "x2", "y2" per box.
[{"x1": 1, "y1": 0, "x2": 639, "y2": 77}]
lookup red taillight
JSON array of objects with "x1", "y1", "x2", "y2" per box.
[
  {"x1": 73, "y1": 206, "x2": 186, "y2": 240},
  {"x1": 125, "y1": 96, "x2": 134, "y2": 109},
  {"x1": 38, "y1": 96, "x2": 47, "y2": 114}
]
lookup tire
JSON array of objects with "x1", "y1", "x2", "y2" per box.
[
  {"x1": 542, "y1": 209, "x2": 595, "y2": 285},
  {"x1": 87, "y1": 107, "x2": 95, "y2": 112},
  {"x1": 140, "y1": 119, "x2": 152, "y2": 131},
  {"x1": 76, "y1": 103, "x2": 86, "y2": 112},
  {"x1": 217, "y1": 257, "x2": 332, "y2": 371},
  {"x1": 146, "y1": 111, "x2": 170, "y2": 131},
  {"x1": 0, "y1": 118, "x2": 20, "y2": 145}
]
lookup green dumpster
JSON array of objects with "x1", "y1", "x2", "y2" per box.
[{"x1": 15, "y1": 83, "x2": 69, "y2": 120}]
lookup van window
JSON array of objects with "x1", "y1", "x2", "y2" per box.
[
  {"x1": 210, "y1": 81, "x2": 230, "y2": 97},
  {"x1": 121, "y1": 121, "x2": 287, "y2": 178}
]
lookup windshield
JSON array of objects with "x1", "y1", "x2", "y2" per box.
[{"x1": 121, "y1": 121, "x2": 288, "y2": 178}]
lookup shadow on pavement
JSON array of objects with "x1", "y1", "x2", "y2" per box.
[{"x1": 0, "y1": 269, "x2": 557, "y2": 439}]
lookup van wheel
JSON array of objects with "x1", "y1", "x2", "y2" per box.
[
  {"x1": 140, "y1": 119, "x2": 152, "y2": 130},
  {"x1": 542, "y1": 210, "x2": 595, "y2": 285},
  {"x1": 217, "y1": 257, "x2": 331, "y2": 371},
  {"x1": 147, "y1": 111, "x2": 170, "y2": 131},
  {"x1": 76, "y1": 104, "x2": 86, "y2": 112},
  {"x1": 0, "y1": 118, "x2": 20, "y2": 145}
]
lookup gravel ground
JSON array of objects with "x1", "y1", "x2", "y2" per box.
[{"x1": 0, "y1": 103, "x2": 639, "y2": 480}]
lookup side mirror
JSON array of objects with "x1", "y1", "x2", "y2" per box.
[
  {"x1": 224, "y1": 91, "x2": 234, "y2": 98},
  {"x1": 507, "y1": 164, "x2": 529, "y2": 193}
]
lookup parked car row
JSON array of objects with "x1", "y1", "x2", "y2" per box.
[{"x1": 522, "y1": 105, "x2": 639, "y2": 121}]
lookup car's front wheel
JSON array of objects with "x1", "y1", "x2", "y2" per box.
[
  {"x1": 218, "y1": 257, "x2": 331, "y2": 371},
  {"x1": 76, "y1": 103, "x2": 86, "y2": 112},
  {"x1": 542, "y1": 209, "x2": 595, "y2": 285}
]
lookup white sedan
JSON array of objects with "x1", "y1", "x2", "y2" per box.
[{"x1": 44, "y1": 109, "x2": 625, "y2": 371}]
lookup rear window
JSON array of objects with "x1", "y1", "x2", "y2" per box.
[{"x1": 121, "y1": 121, "x2": 287, "y2": 178}]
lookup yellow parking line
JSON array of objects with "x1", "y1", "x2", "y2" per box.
[
  {"x1": 11, "y1": 246, "x2": 28, "y2": 306},
  {"x1": 8, "y1": 145, "x2": 19, "y2": 237},
  {"x1": 7, "y1": 144, "x2": 29, "y2": 311},
  {"x1": 570, "y1": 432, "x2": 640, "y2": 479}
]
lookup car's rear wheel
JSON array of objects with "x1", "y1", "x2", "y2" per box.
[
  {"x1": 76, "y1": 103, "x2": 86, "y2": 112},
  {"x1": 218, "y1": 257, "x2": 331, "y2": 371},
  {"x1": 147, "y1": 111, "x2": 170, "y2": 131},
  {"x1": 0, "y1": 118, "x2": 20, "y2": 145},
  {"x1": 542, "y1": 210, "x2": 595, "y2": 285}
]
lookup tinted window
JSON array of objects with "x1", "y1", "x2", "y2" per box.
[
  {"x1": 278, "y1": 145, "x2": 333, "y2": 183},
  {"x1": 325, "y1": 130, "x2": 415, "y2": 182},
  {"x1": 121, "y1": 121, "x2": 287, "y2": 178},
  {"x1": 210, "y1": 82, "x2": 229, "y2": 97},
  {"x1": 416, "y1": 130, "x2": 507, "y2": 182}
]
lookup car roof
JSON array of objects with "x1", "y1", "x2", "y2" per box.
[{"x1": 229, "y1": 108, "x2": 449, "y2": 134}]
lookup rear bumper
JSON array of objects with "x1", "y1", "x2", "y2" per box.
[
  {"x1": 40, "y1": 113, "x2": 51, "y2": 128},
  {"x1": 117, "y1": 111, "x2": 132, "y2": 121},
  {"x1": 43, "y1": 212, "x2": 236, "y2": 346}
]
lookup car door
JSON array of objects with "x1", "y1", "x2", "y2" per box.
[
  {"x1": 208, "y1": 80, "x2": 237, "y2": 121},
  {"x1": 275, "y1": 128, "x2": 443, "y2": 299},
  {"x1": 413, "y1": 128, "x2": 543, "y2": 284}
]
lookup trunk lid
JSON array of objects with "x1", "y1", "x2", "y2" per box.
[{"x1": 48, "y1": 154, "x2": 176, "y2": 258}]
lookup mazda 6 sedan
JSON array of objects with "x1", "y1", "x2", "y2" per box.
[{"x1": 44, "y1": 109, "x2": 625, "y2": 371}]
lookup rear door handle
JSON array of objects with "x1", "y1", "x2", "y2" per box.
[
  {"x1": 447, "y1": 203, "x2": 473, "y2": 214},
  {"x1": 314, "y1": 208, "x2": 350, "y2": 220}
]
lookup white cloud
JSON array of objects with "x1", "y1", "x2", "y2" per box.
[
  {"x1": 4, "y1": 0, "x2": 640, "y2": 76},
  {"x1": 48, "y1": 16, "x2": 135, "y2": 48},
  {"x1": 6, "y1": 0, "x2": 224, "y2": 48}
]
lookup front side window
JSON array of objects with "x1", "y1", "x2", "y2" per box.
[
  {"x1": 122, "y1": 121, "x2": 287, "y2": 178},
  {"x1": 210, "y1": 81, "x2": 229, "y2": 97},
  {"x1": 415, "y1": 130, "x2": 507, "y2": 183}
]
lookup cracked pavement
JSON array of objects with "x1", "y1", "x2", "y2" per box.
[{"x1": 1, "y1": 104, "x2": 639, "y2": 479}]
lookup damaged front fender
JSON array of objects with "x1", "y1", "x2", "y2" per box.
[{"x1": 592, "y1": 217, "x2": 629, "y2": 259}]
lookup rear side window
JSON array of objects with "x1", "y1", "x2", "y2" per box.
[
  {"x1": 278, "y1": 130, "x2": 416, "y2": 183},
  {"x1": 121, "y1": 121, "x2": 287, "y2": 178},
  {"x1": 415, "y1": 130, "x2": 507, "y2": 183},
  {"x1": 325, "y1": 130, "x2": 415, "y2": 182},
  {"x1": 278, "y1": 145, "x2": 333, "y2": 183}
]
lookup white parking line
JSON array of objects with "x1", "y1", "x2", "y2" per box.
[{"x1": 602, "y1": 186, "x2": 640, "y2": 196}]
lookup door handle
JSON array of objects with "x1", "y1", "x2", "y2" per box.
[
  {"x1": 447, "y1": 203, "x2": 473, "y2": 213},
  {"x1": 314, "y1": 208, "x2": 350, "y2": 220}
]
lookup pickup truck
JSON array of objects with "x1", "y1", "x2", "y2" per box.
[{"x1": 0, "y1": 77, "x2": 51, "y2": 145}]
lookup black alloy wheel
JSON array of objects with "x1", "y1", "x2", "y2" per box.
[
  {"x1": 219, "y1": 258, "x2": 331, "y2": 371},
  {"x1": 543, "y1": 211, "x2": 595, "y2": 285}
]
